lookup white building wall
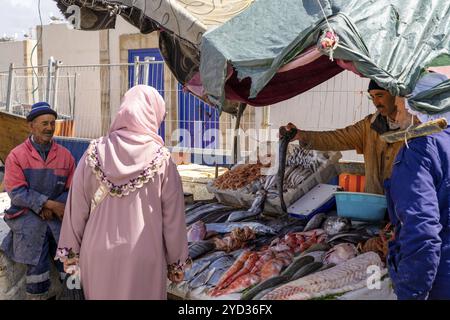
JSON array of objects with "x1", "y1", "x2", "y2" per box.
[
  {"x1": 0, "y1": 40, "x2": 37, "y2": 110},
  {"x1": 40, "y1": 24, "x2": 102, "y2": 138},
  {"x1": 0, "y1": 41, "x2": 27, "y2": 71},
  {"x1": 108, "y1": 17, "x2": 140, "y2": 118}
]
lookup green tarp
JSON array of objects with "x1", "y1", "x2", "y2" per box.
[{"x1": 200, "y1": 0, "x2": 450, "y2": 114}]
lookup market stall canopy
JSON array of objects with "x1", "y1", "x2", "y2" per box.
[
  {"x1": 55, "y1": 0, "x2": 450, "y2": 116},
  {"x1": 54, "y1": 0, "x2": 254, "y2": 115},
  {"x1": 200, "y1": 0, "x2": 450, "y2": 114}
]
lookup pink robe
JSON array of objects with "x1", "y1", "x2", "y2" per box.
[
  {"x1": 59, "y1": 153, "x2": 188, "y2": 299},
  {"x1": 58, "y1": 85, "x2": 188, "y2": 299}
]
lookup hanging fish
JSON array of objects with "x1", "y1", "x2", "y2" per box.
[{"x1": 278, "y1": 126, "x2": 298, "y2": 213}]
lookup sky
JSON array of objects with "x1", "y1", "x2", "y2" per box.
[{"x1": 0, "y1": 0, "x2": 64, "y2": 39}]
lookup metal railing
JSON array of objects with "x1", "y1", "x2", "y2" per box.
[{"x1": 0, "y1": 57, "x2": 256, "y2": 165}]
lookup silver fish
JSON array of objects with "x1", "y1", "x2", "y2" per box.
[
  {"x1": 205, "y1": 255, "x2": 236, "y2": 287},
  {"x1": 304, "y1": 251, "x2": 326, "y2": 263},
  {"x1": 205, "y1": 222, "x2": 277, "y2": 235},
  {"x1": 186, "y1": 203, "x2": 233, "y2": 225},
  {"x1": 227, "y1": 190, "x2": 267, "y2": 222},
  {"x1": 322, "y1": 216, "x2": 352, "y2": 236},
  {"x1": 303, "y1": 213, "x2": 328, "y2": 232},
  {"x1": 188, "y1": 241, "x2": 215, "y2": 259},
  {"x1": 327, "y1": 232, "x2": 372, "y2": 244},
  {"x1": 185, "y1": 202, "x2": 206, "y2": 214},
  {"x1": 202, "y1": 210, "x2": 235, "y2": 224},
  {"x1": 188, "y1": 268, "x2": 216, "y2": 290},
  {"x1": 184, "y1": 251, "x2": 227, "y2": 282}
]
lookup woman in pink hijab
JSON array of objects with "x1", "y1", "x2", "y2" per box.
[{"x1": 57, "y1": 85, "x2": 189, "y2": 299}]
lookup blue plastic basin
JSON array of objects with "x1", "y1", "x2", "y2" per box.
[{"x1": 334, "y1": 192, "x2": 387, "y2": 222}]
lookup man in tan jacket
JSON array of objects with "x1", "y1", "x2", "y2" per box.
[{"x1": 281, "y1": 80, "x2": 404, "y2": 195}]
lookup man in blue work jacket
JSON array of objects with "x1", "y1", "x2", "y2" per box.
[{"x1": 1, "y1": 102, "x2": 75, "y2": 299}]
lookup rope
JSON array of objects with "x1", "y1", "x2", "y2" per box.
[
  {"x1": 30, "y1": 0, "x2": 43, "y2": 97},
  {"x1": 316, "y1": 0, "x2": 339, "y2": 61},
  {"x1": 316, "y1": 0, "x2": 334, "y2": 33},
  {"x1": 403, "y1": 114, "x2": 415, "y2": 149}
]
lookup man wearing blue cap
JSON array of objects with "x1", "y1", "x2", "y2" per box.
[
  {"x1": 280, "y1": 80, "x2": 404, "y2": 195},
  {"x1": 1, "y1": 102, "x2": 75, "y2": 299}
]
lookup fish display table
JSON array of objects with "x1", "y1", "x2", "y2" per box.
[
  {"x1": 178, "y1": 186, "x2": 397, "y2": 301},
  {"x1": 178, "y1": 164, "x2": 229, "y2": 201}
]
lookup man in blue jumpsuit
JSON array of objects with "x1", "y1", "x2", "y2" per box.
[
  {"x1": 1, "y1": 102, "x2": 75, "y2": 299},
  {"x1": 385, "y1": 72, "x2": 450, "y2": 300}
]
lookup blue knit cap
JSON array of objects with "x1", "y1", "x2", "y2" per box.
[
  {"x1": 367, "y1": 79, "x2": 386, "y2": 92},
  {"x1": 27, "y1": 102, "x2": 58, "y2": 122}
]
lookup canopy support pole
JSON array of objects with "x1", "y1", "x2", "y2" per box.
[{"x1": 233, "y1": 102, "x2": 247, "y2": 164}]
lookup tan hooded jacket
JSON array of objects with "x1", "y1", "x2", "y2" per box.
[{"x1": 299, "y1": 114, "x2": 404, "y2": 195}]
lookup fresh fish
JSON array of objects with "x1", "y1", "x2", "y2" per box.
[
  {"x1": 201, "y1": 210, "x2": 236, "y2": 224},
  {"x1": 227, "y1": 190, "x2": 267, "y2": 222},
  {"x1": 185, "y1": 202, "x2": 216, "y2": 216},
  {"x1": 264, "y1": 218, "x2": 294, "y2": 232},
  {"x1": 278, "y1": 126, "x2": 298, "y2": 212},
  {"x1": 253, "y1": 288, "x2": 277, "y2": 300},
  {"x1": 262, "y1": 252, "x2": 383, "y2": 300},
  {"x1": 304, "y1": 251, "x2": 326, "y2": 263},
  {"x1": 303, "y1": 213, "x2": 327, "y2": 232},
  {"x1": 230, "y1": 248, "x2": 247, "y2": 259},
  {"x1": 280, "y1": 256, "x2": 314, "y2": 279},
  {"x1": 187, "y1": 221, "x2": 206, "y2": 242},
  {"x1": 322, "y1": 216, "x2": 352, "y2": 236},
  {"x1": 188, "y1": 241, "x2": 215, "y2": 259},
  {"x1": 317, "y1": 263, "x2": 336, "y2": 272},
  {"x1": 260, "y1": 259, "x2": 285, "y2": 281},
  {"x1": 184, "y1": 251, "x2": 227, "y2": 282},
  {"x1": 226, "y1": 210, "x2": 257, "y2": 223},
  {"x1": 240, "y1": 275, "x2": 289, "y2": 300},
  {"x1": 185, "y1": 202, "x2": 206, "y2": 214},
  {"x1": 289, "y1": 261, "x2": 324, "y2": 281},
  {"x1": 299, "y1": 243, "x2": 331, "y2": 256},
  {"x1": 323, "y1": 243, "x2": 358, "y2": 265},
  {"x1": 214, "y1": 274, "x2": 261, "y2": 296},
  {"x1": 186, "y1": 203, "x2": 233, "y2": 225},
  {"x1": 188, "y1": 267, "x2": 216, "y2": 290},
  {"x1": 327, "y1": 232, "x2": 372, "y2": 244},
  {"x1": 205, "y1": 255, "x2": 236, "y2": 287},
  {"x1": 205, "y1": 222, "x2": 277, "y2": 235},
  {"x1": 278, "y1": 224, "x2": 305, "y2": 236},
  {"x1": 247, "y1": 235, "x2": 278, "y2": 250}
]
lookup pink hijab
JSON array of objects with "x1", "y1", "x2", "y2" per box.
[{"x1": 94, "y1": 85, "x2": 166, "y2": 186}]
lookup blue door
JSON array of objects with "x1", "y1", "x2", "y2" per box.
[
  {"x1": 128, "y1": 48, "x2": 165, "y2": 138},
  {"x1": 128, "y1": 48, "x2": 223, "y2": 165},
  {"x1": 177, "y1": 83, "x2": 222, "y2": 164}
]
